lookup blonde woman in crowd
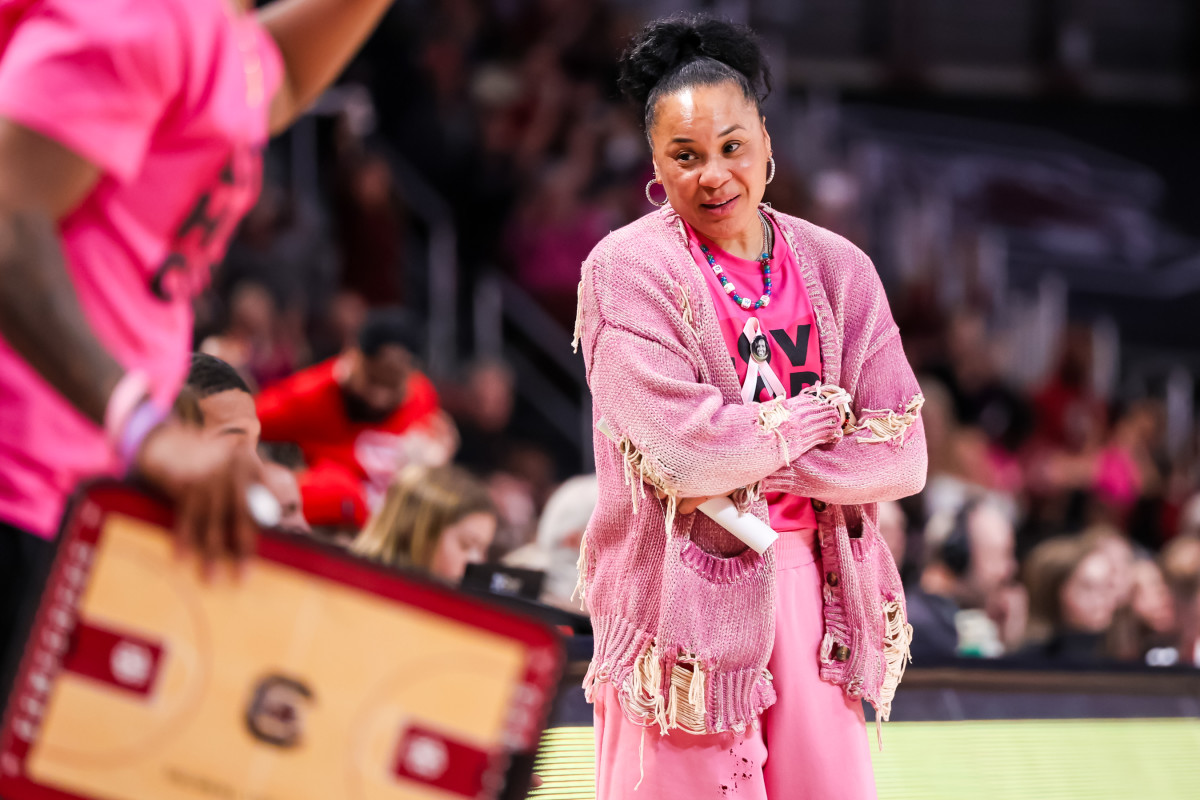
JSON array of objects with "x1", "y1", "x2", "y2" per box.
[{"x1": 353, "y1": 465, "x2": 497, "y2": 584}]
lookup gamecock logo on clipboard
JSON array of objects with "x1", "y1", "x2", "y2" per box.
[{"x1": 244, "y1": 675, "x2": 314, "y2": 748}]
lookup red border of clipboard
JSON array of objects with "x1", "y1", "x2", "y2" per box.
[{"x1": 0, "y1": 483, "x2": 564, "y2": 800}]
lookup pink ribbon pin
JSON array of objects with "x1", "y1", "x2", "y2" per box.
[{"x1": 741, "y1": 318, "x2": 786, "y2": 403}]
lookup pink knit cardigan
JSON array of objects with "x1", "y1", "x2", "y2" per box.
[{"x1": 572, "y1": 204, "x2": 927, "y2": 738}]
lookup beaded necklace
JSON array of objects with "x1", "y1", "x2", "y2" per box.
[{"x1": 700, "y1": 210, "x2": 774, "y2": 310}]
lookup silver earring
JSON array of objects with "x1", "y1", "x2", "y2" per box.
[
  {"x1": 766, "y1": 156, "x2": 776, "y2": 185},
  {"x1": 645, "y1": 179, "x2": 668, "y2": 207}
]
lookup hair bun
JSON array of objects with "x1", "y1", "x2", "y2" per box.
[
  {"x1": 618, "y1": 14, "x2": 770, "y2": 114},
  {"x1": 670, "y1": 26, "x2": 705, "y2": 65}
]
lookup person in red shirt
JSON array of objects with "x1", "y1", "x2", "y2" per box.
[{"x1": 256, "y1": 312, "x2": 442, "y2": 530}]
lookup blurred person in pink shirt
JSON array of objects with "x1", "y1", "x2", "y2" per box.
[
  {"x1": 0, "y1": 0, "x2": 399, "y2": 712},
  {"x1": 1091, "y1": 400, "x2": 1164, "y2": 525}
]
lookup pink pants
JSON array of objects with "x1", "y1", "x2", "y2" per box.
[{"x1": 593, "y1": 529, "x2": 877, "y2": 799}]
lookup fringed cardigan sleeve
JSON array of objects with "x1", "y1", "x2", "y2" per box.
[
  {"x1": 579, "y1": 243, "x2": 844, "y2": 501},
  {"x1": 763, "y1": 330, "x2": 927, "y2": 504},
  {"x1": 763, "y1": 246, "x2": 927, "y2": 504}
]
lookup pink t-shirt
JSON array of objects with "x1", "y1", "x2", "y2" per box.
[
  {"x1": 0, "y1": 0, "x2": 283, "y2": 538},
  {"x1": 687, "y1": 216, "x2": 823, "y2": 533}
]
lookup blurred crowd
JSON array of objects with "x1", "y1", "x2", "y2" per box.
[
  {"x1": 893, "y1": 311, "x2": 1200, "y2": 669},
  {"x1": 188, "y1": 0, "x2": 657, "y2": 617},
  {"x1": 186, "y1": 0, "x2": 1200, "y2": 670}
]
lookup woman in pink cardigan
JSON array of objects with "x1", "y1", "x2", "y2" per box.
[{"x1": 572, "y1": 14, "x2": 927, "y2": 800}]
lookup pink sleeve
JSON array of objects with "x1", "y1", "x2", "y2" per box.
[
  {"x1": 762, "y1": 329, "x2": 928, "y2": 505},
  {"x1": 579, "y1": 247, "x2": 844, "y2": 500},
  {"x1": 0, "y1": 0, "x2": 181, "y2": 183},
  {"x1": 762, "y1": 255, "x2": 927, "y2": 506},
  {"x1": 251, "y1": 19, "x2": 285, "y2": 111}
]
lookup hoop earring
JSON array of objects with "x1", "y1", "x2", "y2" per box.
[
  {"x1": 766, "y1": 156, "x2": 776, "y2": 185},
  {"x1": 645, "y1": 179, "x2": 668, "y2": 207}
]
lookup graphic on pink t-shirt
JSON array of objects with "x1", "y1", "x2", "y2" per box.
[
  {"x1": 687, "y1": 215, "x2": 823, "y2": 533},
  {"x1": 0, "y1": 0, "x2": 282, "y2": 537}
]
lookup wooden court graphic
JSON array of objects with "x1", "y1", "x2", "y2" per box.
[{"x1": 0, "y1": 486, "x2": 563, "y2": 800}]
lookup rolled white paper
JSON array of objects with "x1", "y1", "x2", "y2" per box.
[
  {"x1": 596, "y1": 418, "x2": 779, "y2": 554},
  {"x1": 696, "y1": 496, "x2": 778, "y2": 555}
]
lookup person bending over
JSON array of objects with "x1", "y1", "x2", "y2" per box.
[{"x1": 256, "y1": 310, "x2": 446, "y2": 530}]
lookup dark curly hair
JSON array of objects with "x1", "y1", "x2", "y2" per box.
[
  {"x1": 617, "y1": 14, "x2": 771, "y2": 135},
  {"x1": 186, "y1": 352, "x2": 250, "y2": 399},
  {"x1": 358, "y1": 308, "x2": 421, "y2": 358}
]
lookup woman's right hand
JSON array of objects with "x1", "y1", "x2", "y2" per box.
[
  {"x1": 135, "y1": 421, "x2": 264, "y2": 576},
  {"x1": 653, "y1": 487, "x2": 712, "y2": 515}
]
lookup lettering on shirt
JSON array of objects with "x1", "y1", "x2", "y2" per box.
[
  {"x1": 150, "y1": 151, "x2": 260, "y2": 301},
  {"x1": 731, "y1": 323, "x2": 819, "y2": 401}
]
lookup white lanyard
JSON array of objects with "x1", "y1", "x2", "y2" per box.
[{"x1": 741, "y1": 317, "x2": 786, "y2": 404}]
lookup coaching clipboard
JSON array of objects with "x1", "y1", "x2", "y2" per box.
[{"x1": 0, "y1": 484, "x2": 564, "y2": 800}]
